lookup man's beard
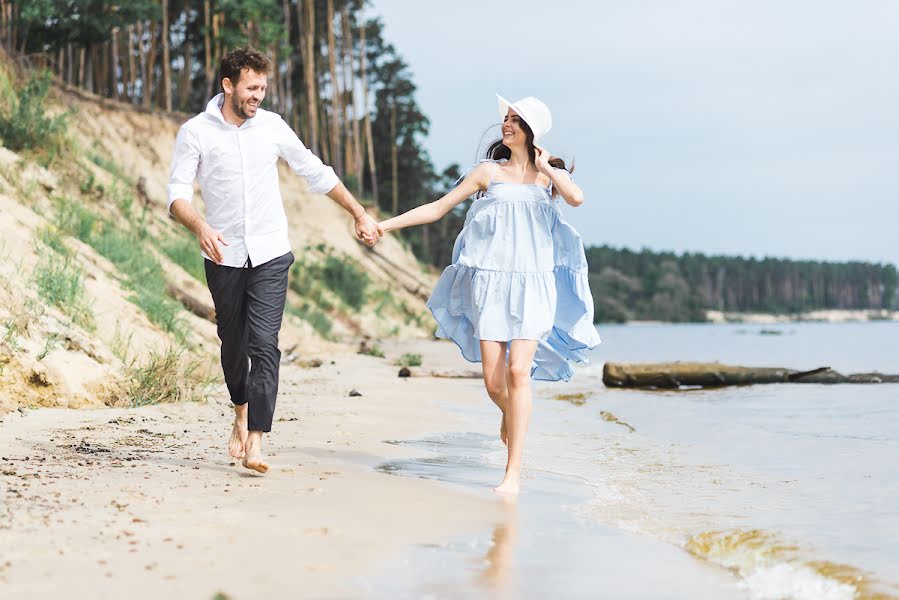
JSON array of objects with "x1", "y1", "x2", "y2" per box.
[{"x1": 230, "y1": 95, "x2": 257, "y2": 120}]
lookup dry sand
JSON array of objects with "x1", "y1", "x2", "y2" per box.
[{"x1": 0, "y1": 349, "x2": 504, "y2": 599}]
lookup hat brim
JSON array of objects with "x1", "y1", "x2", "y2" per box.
[{"x1": 497, "y1": 94, "x2": 527, "y2": 125}]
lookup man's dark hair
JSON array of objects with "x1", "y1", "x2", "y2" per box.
[{"x1": 220, "y1": 46, "x2": 271, "y2": 85}]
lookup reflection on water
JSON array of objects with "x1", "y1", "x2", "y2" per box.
[{"x1": 479, "y1": 498, "x2": 517, "y2": 598}]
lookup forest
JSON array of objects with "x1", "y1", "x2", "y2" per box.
[{"x1": 587, "y1": 245, "x2": 897, "y2": 322}]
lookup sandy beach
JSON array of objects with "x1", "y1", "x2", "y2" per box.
[
  {"x1": 0, "y1": 348, "x2": 504, "y2": 599},
  {"x1": 1, "y1": 340, "x2": 750, "y2": 600}
]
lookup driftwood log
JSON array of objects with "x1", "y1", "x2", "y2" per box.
[
  {"x1": 603, "y1": 362, "x2": 899, "y2": 389},
  {"x1": 398, "y1": 367, "x2": 483, "y2": 379},
  {"x1": 165, "y1": 282, "x2": 216, "y2": 323}
]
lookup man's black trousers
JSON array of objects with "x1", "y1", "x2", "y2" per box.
[{"x1": 204, "y1": 251, "x2": 294, "y2": 432}]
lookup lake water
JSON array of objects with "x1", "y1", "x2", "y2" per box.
[{"x1": 370, "y1": 322, "x2": 899, "y2": 599}]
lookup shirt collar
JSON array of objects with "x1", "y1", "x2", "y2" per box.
[{"x1": 204, "y1": 93, "x2": 259, "y2": 128}]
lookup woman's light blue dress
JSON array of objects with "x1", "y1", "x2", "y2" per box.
[{"x1": 426, "y1": 160, "x2": 601, "y2": 381}]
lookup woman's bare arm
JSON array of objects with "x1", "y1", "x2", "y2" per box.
[{"x1": 379, "y1": 163, "x2": 491, "y2": 233}]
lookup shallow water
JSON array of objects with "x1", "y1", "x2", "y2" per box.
[{"x1": 372, "y1": 323, "x2": 899, "y2": 599}]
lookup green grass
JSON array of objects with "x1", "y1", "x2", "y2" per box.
[
  {"x1": 32, "y1": 232, "x2": 94, "y2": 330},
  {"x1": 55, "y1": 197, "x2": 97, "y2": 242},
  {"x1": 90, "y1": 223, "x2": 185, "y2": 338},
  {"x1": 120, "y1": 346, "x2": 216, "y2": 407},
  {"x1": 290, "y1": 245, "x2": 370, "y2": 311},
  {"x1": 359, "y1": 343, "x2": 384, "y2": 358},
  {"x1": 395, "y1": 353, "x2": 422, "y2": 367},
  {"x1": 161, "y1": 232, "x2": 206, "y2": 283},
  {"x1": 287, "y1": 302, "x2": 333, "y2": 339},
  {"x1": 320, "y1": 254, "x2": 370, "y2": 309},
  {"x1": 54, "y1": 197, "x2": 186, "y2": 339},
  {"x1": 0, "y1": 70, "x2": 70, "y2": 164},
  {"x1": 89, "y1": 150, "x2": 131, "y2": 184},
  {"x1": 289, "y1": 259, "x2": 334, "y2": 311}
]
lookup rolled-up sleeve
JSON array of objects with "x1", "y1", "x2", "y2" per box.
[
  {"x1": 167, "y1": 125, "x2": 200, "y2": 214},
  {"x1": 275, "y1": 118, "x2": 339, "y2": 195}
]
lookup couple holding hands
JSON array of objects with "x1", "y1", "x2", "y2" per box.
[{"x1": 168, "y1": 47, "x2": 599, "y2": 496}]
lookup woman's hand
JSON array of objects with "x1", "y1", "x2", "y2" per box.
[{"x1": 534, "y1": 144, "x2": 553, "y2": 176}]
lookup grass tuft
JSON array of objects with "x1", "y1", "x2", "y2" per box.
[
  {"x1": 118, "y1": 346, "x2": 217, "y2": 408},
  {"x1": 395, "y1": 353, "x2": 422, "y2": 367}
]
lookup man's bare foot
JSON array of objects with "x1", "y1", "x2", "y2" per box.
[
  {"x1": 493, "y1": 469, "x2": 520, "y2": 496},
  {"x1": 500, "y1": 414, "x2": 508, "y2": 446},
  {"x1": 228, "y1": 404, "x2": 249, "y2": 459},
  {"x1": 242, "y1": 431, "x2": 269, "y2": 474}
]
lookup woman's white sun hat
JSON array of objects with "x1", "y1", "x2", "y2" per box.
[{"x1": 497, "y1": 94, "x2": 552, "y2": 142}]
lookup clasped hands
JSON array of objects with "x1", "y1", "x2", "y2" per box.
[{"x1": 355, "y1": 213, "x2": 390, "y2": 247}]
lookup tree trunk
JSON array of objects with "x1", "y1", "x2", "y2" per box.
[
  {"x1": 317, "y1": 37, "x2": 331, "y2": 163},
  {"x1": 145, "y1": 20, "x2": 158, "y2": 110},
  {"x1": 281, "y1": 0, "x2": 295, "y2": 129},
  {"x1": 269, "y1": 43, "x2": 280, "y2": 113},
  {"x1": 179, "y1": 40, "x2": 192, "y2": 109},
  {"x1": 340, "y1": 6, "x2": 356, "y2": 185},
  {"x1": 137, "y1": 21, "x2": 148, "y2": 105},
  {"x1": 359, "y1": 22, "x2": 377, "y2": 203},
  {"x1": 161, "y1": 0, "x2": 172, "y2": 111},
  {"x1": 326, "y1": 0, "x2": 342, "y2": 175},
  {"x1": 203, "y1": 0, "x2": 214, "y2": 99},
  {"x1": 302, "y1": 0, "x2": 319, "y2": 153},
  {"x1": 390, "y1": 99, "x2": 398, "y2": 215},
  {"x1": 65, "y1": 43, "x2": 73, "y2": 85},
  {"x1": 128, "y1": 25, "x2": 137, "y2": 104},
  {"x1": 110, "y1": 29, "x2": 120, "y2": 100},
  {"x1": 84, "y1": 44, "x2": 94, "y2": 92}
]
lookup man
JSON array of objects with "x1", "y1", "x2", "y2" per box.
[{"x1": 167, "y1": 46, "x2": 379, "y2": 473}]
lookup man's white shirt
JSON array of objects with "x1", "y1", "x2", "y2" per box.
[{"x1": 167, "y1": 94, "x2": 339, "y2": 268}]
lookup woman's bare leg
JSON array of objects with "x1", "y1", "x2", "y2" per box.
[
  {"x1": 494, "y1": 339, "x2": 538, "y2": 496},
  {"x1": 480, "y1": 340, "x2": 509, "y2": 445}
]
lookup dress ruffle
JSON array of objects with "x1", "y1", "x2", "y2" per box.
[{"x1": 426, "y1": 173, "x2": 601, "y2": 382}]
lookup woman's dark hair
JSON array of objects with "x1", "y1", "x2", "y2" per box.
[
  {"x1": 484, "y1": 117, "x2": 572, "y2": 195},
  {"x1": 220, "y1": 46, "x2": 271, "y2": 85}
]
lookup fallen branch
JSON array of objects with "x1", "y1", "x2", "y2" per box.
[
  {"x1": 602, "y1": 362, "x2": 899, "y2": 389},
  {"x1": 398, "y1": 367, "x2": 482, "y2": 379},
  {"x1": 165, "y1": 282, "x2": 215, "y2": 323}
]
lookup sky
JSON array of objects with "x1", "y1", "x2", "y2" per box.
[{"x1": 371, "y1": 0, "x2": 899, "y2": 266}]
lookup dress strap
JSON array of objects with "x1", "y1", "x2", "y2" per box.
[{"x1": 452, "y1": 158, "x2": 502, "y2": 187}]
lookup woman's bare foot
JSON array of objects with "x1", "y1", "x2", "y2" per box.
[
  {"x1": 241, "y1": 431, "x2": 269, "y2": 474},
  {"x1": 228, "y1": 404, "x2": 249, "y2": 459},
  {"x1": 493, "y1": 468, "x2": 520, "y2": 496},
  {"x1": 500, "y1": 414, "x2": 508, "y2": 446}
]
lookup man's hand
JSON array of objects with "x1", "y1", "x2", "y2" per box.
[
  {"x1": 197, "y1": 222, "x2": 228, "y2": 264},
  {"x1": 355, "y1": 212, "x2": 380, "y2": 246}
]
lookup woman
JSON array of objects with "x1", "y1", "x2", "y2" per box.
[{"x1": 378, "y1": 95, "x2": 601, "y2": 495}]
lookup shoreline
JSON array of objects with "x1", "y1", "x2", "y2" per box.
[{"x1": 605, "y1": 309, "x2": 899, "y2": 327}]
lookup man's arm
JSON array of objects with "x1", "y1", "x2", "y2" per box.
[
  {"x1": 170, "y1": 199, "x2": 227, "y2": 264},
  {"x1": 276, "y1": 118, "x2": 379, "y2": 245},
  {"x1": 324, "y1": 181, "x2": 380, "y2": 245},
  {"x1": 167, "y1": 126, "x2": 228, "y2": 264}
]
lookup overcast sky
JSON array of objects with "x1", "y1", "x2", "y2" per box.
[{"x1": 371, "y1": 0, "x2": 899, "y2": 266}]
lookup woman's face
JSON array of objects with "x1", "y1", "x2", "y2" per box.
[{"x1": 502, "y1": 109, "x2": 527, "y2": 147}]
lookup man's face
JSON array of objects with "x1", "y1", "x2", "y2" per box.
[{"x1": 223, "y1": 68, "x2": 267, "y2": 120}]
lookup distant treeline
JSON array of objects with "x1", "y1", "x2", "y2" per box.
[{"x1": 586, "y1": 245, "x2": 898, "y2": 322}]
